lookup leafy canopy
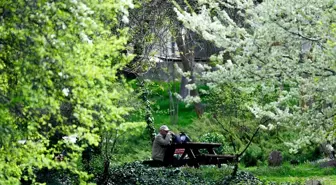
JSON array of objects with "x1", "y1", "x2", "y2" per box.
[
  {"x1": 0, "y1": 0, "x2": 145, "y2": 184},
  {"x1": 175, "y1": 0, "x2": 336, "y2": 151}
]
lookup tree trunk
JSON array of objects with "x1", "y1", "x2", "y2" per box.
[
  {"x1": 169, "y1": 60, "x2": 179, "y2": 125},
  {"x1": 175, "y1": 27, "x2": 204, "y2": 117},
  {"x1": 179, "y1": 76, "x2": 189, "y2": 98},
  {"x1": 97, "y1": 160, "x2": 110, "y2": 185}
]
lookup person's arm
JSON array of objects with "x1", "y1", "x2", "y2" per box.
[{"x1": 156, "y1": 133, "x2": 172, "y2": 146}]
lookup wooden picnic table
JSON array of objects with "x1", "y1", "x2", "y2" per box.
[{"x1": 165, "y1": 142, "x2": 236, "y2": 168}]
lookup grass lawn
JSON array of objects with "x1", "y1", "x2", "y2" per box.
[
  {"x1": 244, "y1": 163, "x2": 336, "y2": 184},
  {"x1": 259, "y1": 176, "x2": 336, "y2": 184},
  {"x1": 145, "y1": 81, "x2": 198, "y2": 128}
]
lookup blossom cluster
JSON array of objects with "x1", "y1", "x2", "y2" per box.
[{"x1": 175, "y1": 0, "x2": 336, "y2": 150}]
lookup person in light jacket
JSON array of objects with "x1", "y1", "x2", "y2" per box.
[{"x1": 152, "y1": 125, "x2": 174, "y2": 164}]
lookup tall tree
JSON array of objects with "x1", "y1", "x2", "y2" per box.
[
  {"x1": 176, "y1": 0, "x2": 336, "y2": 151},
  {"x1": 0, "y1": 0, "x2": 144, "y2": 184}
]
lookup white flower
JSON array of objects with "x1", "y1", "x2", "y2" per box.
[
  {"x1": 73, "y1": 113, "x2": 79, "y2": 118},
  {"x1": 199, "y1": 89, "x2": 208, "y2": 94},
  {"x1": 225, "y1": 60, "x2": 233, "y2": 69},
  {"x1": 174, "y1": 63, "x2": 184, "y2": 76},
  {"x1": 79, "y1": 32, "x2": 92, "y2": 44},
  {"x1": 185, "y1": 83, "x2": 197, "y2": 90},
  {"x1": 121, "y1": 15, "x2": 129, "y2": 24},
  {"x1": 326, "y1": 144, "x2": 334, "y2": 152},
  {"x1": 18, "y1": 140, "x2": 26, "y2": 144},
  {"x1": 182, "y1": 71, "x2": 191, "y2": 77},
  {"x1": 289, "y1": 148, "x2": 298, "y2": 154},
  {"x1": 259, "y1": 125, "x2": 267, "y2": 130},
  {"x1": 63, "y1": 135, "x2": 77, "y2": 143},
  {"x1": 203, "y1": 64, "x2": 212, "y2": 70},
  {"x1": 268, "y1": 124, "x2": 275, "y2": 130},
  {"x1": 62, "y1": 88, "x2": 69, "y2": 96},
  {"x1": 174, "y1": 93, "x2": 183, "y2": 101},
  {"x1": 194, "y1": 63, "x2": 205, "y2": 71}
]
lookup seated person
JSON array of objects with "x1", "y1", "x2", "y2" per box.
[{"x1": 151, "y1": 125, "x2": 174, "y2": 165}]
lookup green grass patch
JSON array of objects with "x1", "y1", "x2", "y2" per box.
[
  {"x1": 244, "y1": 163, "x2": 336, "y2": 184},
  {"x1": 141, "y1": 80, "x2": 198, "y2": 127}
]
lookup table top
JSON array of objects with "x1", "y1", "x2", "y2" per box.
[{"x1": 170, "y1": 142, "x2": 222, "y2": 149}]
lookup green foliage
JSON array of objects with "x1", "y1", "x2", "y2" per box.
[
  {"x1": 0, "y1": 0, "x2": 143, "y2": 184},
  {"x1": 240, "y1": 144, "x2": 264, "y2": 167},
  {"x1": 107, "y1": 162, "x2": 217, "y2": 185},
  {"x1": 34, "y1": 169, "x2": 78, "y2": 185},
  {"x1": 283, "y1": 145, "x2": 322, "y2": 163},
  {"x1": 110, "y1": 132, "x2": 152, "y2": 164},
  {"x1": 222, "y1": 171, "x2": 262, "y2": 185},
  {"x1": 131, "y1": 80, "x2": 198, "y2": 127},
  {"x1": 245, "y1": 162, "x2": 336, "y2": 184},
  {"x1": 245, "y1": 165, "x2": 336, "y2": 184},
  {"x1": 182, "y1": 165, "x2": 232, "y2": 183},
  {"x1": 199, "y1": 132, "x2": 232, "y2": 154},
  {"x1": 87, "y1": 154, "x2": 105, "y2": 177},
  {"x1": 203, "y1": 83, "x2": 254, "y2": 120}
]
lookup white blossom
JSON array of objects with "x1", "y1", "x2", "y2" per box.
[
  {"x1": 176, "y1": 0, "x2": 336, "y2": 151},
  {"x1": 122, "y1": 15, "x2": 129, "y2": 24},
  {"x1": 79, "y1": 32, "x2": 92, "y2": 44},
  {"x1": 62, "y1": 88, "x2": 69, "y2": 97},
  {"x1": 185, "y1": 83, "x2": 197, "y2": 90},
  {"x1": 259, "y1": 125, "x2": 267, "y2": 130},
  {"x1": 18, "y1": 140, "x2": 26, "y2": 144},
  {"x1": 62, "y1": 134, "x2": 77, "y2": 143},
  {"x1": 326, "y1": 144, "x2": 334, "y2": 152},
  {"x1": 267, "y1": 124, "x2": 275, "y2": 130}
]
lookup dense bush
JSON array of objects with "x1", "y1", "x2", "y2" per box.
[
  {"x1": 288, "y1": 146, "x2": 322, "y2": 163},
  {"x1": 222, "y1": 171, "x2": 262, "y2": 185},
  {"x1": 222, "y1": 171, "x2": 305, "y2": 185},
  {"x1": 261, "y1": 181, "x2": 304, "y2": 185},
  {"x1": 241, "y1": 144, "x2": 264, "y2": 167},
  {"x1": 107, "y1": 162, "x2": 217, "y2": 185},
  {"x1": 200, "y1": 132, "x2": 226, "y2": 154},
  {"x1": 29, "y1": 169, "x2": 78, "y2": 185}
]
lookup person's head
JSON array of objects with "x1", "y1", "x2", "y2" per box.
[{"x1": 159, "y1": 125, "x2": 170, "y2": 136}]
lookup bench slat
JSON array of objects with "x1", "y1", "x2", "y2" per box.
[{"x1": 198, "y1": 154, "x2": 235, "y2": 159}]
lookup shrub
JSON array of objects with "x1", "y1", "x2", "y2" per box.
[
  {"x1": 222, "y1": 171, "x2": 262, "y2": 185},
  {"x1": 241, "y1": 144, "x2": 264, "y2": 167},
  {"x1": 282, "y1": 145, "x2": 322, "y2": 163},
  {"x1": 199, "y1": 132, "x2": 226, "y2": 154},
  {"x1": 107, "y1": 162, "x2": 217, "y2": 185},
  {"x1": 34, "y1": 169, "x2": 78, "y2": 185}
]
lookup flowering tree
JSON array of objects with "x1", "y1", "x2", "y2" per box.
[
  {"x1": 0, "y1": 0, "x2": 145, "y2": 184},
  {"x1": 175, "y1": 0, "x2": 336, "y2": 152}
]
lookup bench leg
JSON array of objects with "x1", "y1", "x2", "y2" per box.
[{"x1": 186, "y1": 148, "x2": 199, "y2": 168}]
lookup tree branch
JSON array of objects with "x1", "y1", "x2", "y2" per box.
[
  {"x1": 237, "y1": 118, "x2": 270, "y2": 158},
  {"x1": 213, "y1": 116, "x2": 238, "y2": 153},
  {"x1": 275, "y1": 22, "x2": 321, "y2": 42},
  {"x1": 237, "y1": 127, "x2": 260, "y2": 158}
]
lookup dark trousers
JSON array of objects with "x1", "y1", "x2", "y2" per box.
[{"x1": 163, "y1": 147, "x2": 176, "y2": 166}]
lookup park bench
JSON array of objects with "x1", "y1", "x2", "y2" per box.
[
  {"x1": 144, "y1": 142, "x2": 236, "y2": 168},
  {"x1": 196, "y1": 154, "x2": 236, "y2": 167}
]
